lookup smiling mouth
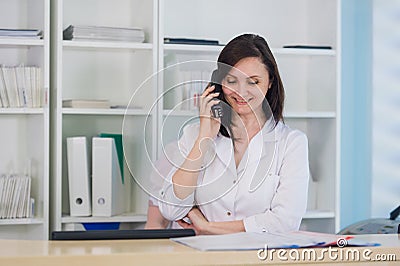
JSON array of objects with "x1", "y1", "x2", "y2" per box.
[{"x1": 232, "y1": 97, "x2": 251, "y2": 105}]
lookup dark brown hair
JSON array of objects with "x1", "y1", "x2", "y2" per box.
[{"x1": 215, "y1": 33, "x2": 285, "y2": 138}]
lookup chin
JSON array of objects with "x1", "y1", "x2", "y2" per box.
[
  {"x1": 232, "y1": 106, "x2": 254, "y2": 116},
  {"x1": 233, "y1": 103, "x2": 264, "y2": 117}
]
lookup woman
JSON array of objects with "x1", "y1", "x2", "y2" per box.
[{"x1": 157, "y1": 33, "x2": 309, "y2": 235}]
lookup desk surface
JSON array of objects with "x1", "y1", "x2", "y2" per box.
[{"x1": 0, "y1": 234, "x2": 399, "y2": 266}]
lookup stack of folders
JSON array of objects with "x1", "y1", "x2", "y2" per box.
[
  {"x1": 0, "y1": 28, "x2": 42, "y2": 39},
  {"x1": 0, "y1": 65, "x2": 43, "y2": 108},
  {"x1": 62, "y1": 99, "x2": 110, "y2": 109},
  {"x1": 63, "y1": 25, "x2": 145, "y2": 43},
  {"x1": 164, "y1": 37, "x2": 220, "y2": 45},
  {"x1": 0, "y1": 174, "x2": 33, "y2": 219},
  {"x1": 66, "y1": 134, "x2": 125, "y2": 217}
]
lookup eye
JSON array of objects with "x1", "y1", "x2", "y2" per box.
[
  {"x1": 248, "y1": 79, "x2": 259, "y2": 85},
  {"x1": 226, "y1": 78, "x2": 237, "y2": 84}
]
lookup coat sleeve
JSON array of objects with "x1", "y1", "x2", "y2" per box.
[
  {"x1": 243, "y1": 130, "x2": 310, "y2": 233},
  {"x1": 157, "y1": 124, "x2": 200, "y2": 221}
]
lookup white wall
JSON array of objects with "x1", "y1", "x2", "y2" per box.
[{"x1": 372, "y1": 0, "x2": 400, "y2": 217}]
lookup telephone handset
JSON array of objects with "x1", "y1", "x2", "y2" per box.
[
  {"x1": 209, "y1": 70, "x2": 223, "y2": 118},
  {"x1": 211, "y1": 101, "x2": 223, "y2": 118}
]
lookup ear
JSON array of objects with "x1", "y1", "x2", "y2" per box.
[{"x1": 268, "y1": 75, "x2": 274, "y2": 89}]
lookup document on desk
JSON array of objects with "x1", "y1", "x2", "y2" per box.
[
  {"x1": 172, "y1": 231, "x2": 331, "y2": 251},
  {"x1": 172, "y1": 231, "x2": 379, "y2": 251}
]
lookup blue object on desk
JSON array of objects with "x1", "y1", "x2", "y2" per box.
[{"x1": 83, "y1": 222, "x2": 120, "y2": 230}]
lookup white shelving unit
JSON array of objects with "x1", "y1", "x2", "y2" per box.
[
  {"x1": 159, "y1": 0, "x2": 341, "y2": 233},
  {"x1": 51, "y1": 0, "x2": 158, "y2": 231},
  {"x1": 0, "y1": 109, "x2": 45, "y2": 115},
  {"x1": 62, "y1": 40, "x2": 153, "y2": 50},
  {"x1": 50, "y1": 0, "x2": 341, "y2": 234},
  {"x1": 61, "y1": 108, "x2": 150, "y2": 116},
  {"x1": 0, "y1": 39, "x2": 44, "y2": 46},
  {"x1": 61, "y1": 213, "x2": 147, "y2": 224},
  {"x1": 0, "y1": 0, "x2": 50, "y2": 239}
]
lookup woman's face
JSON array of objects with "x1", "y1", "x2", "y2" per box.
[{"x1": 221, "y1": 57, "x2": 271, "y2": 117}]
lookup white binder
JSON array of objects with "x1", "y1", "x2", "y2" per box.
[
  {"x1": 66, "y1": 137, "x2": 92, "y2": 216},
  {"x1": 92, "y1": 137, "x2": 125, "y2": 217}
]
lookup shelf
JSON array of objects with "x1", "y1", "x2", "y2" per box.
[
  {"x1": 164, "y1": 44, "x2": 336, "y2": 56},
  {"x1": 62, "y1": 108, "x2": 150, "y2": 116},
  {"x1": 273, "y1": 48, "x2": 336, "y2": 56},
  {"x1": 164, "y1": 43, "x2": 223, "y2": 53},
  {"x1": 284, "y1": 112, "x2": 336, "y2": 118},
  {"x1": 61, "y1": 213, "x2": 147, "y2": 224},
  {"x1": 303, "y1": 210, "x2": 335, "y2": 219},
  {"x1": 0, "y1": 38, "x2": 44, "y2": 47},
  {"x1": 163, "y1": 109, "x2": 198, "y2": 117},
  {"x1": 63, "y1": 40, "x2": 153, "y2": 50},
  {"x1": 0, "y1": 218, "x2": 44, "y2": 225},
  {"x1": 0, "y1": 108, "x2": 45, "y2": 115}
]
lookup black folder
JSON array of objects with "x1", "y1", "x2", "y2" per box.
[
  {"x1": 51, "y1": 229, "x2": 195, "y2": 240},
  {"x1": 164, "y1": 37, "x2": 220, "y2": 45}
]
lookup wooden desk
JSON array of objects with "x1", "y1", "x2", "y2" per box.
[{"x1": 0, "y1": 234, "x2": 398, "y2": 266}]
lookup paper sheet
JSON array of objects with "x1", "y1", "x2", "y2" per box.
[{"x1": 171, "y1": 231, "x2": 379, "y2": 251}]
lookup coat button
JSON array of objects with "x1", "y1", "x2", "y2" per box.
[{"x1": 227, "y1": 211, "x2": 231, "y2": 216}]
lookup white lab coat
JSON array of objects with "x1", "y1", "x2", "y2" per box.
[{"x1": 158, "y1": 121, "x2": 309, "y2": 233}]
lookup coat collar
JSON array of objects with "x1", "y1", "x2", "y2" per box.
[{"x1": 260, "y1": 118, "x2": 280, "y2": 142}]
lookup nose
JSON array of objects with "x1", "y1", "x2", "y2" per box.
[{"x1": 233, "y1": 82, "x2": 248, "y2": 98}]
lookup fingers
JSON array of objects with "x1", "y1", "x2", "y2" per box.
[
  {"x1": 207, "y1": 99, "x2": 220, "y2": 108},
  {"x1": 177, "y1": 220, "x2": 198, "y2": 235},
  {"x1": 202, "y1": 85, "x2": 220, "y2": 97},
  {"x1": 201, "y1": 92, "x2": 220, "y2": 107},
  {"x1": 203, "y1": 85, "x2": 216, "y2": 95},
  {"x1": 200, "y1": 100, "x2": 221, "y2": 121},
  {"x1": 200, "y1": 85, "x2": 220, "y2": 106},
  {"x1": 177, "y1": 219, "x2": 190, "y2": 228},
  {"x1": 199, "y1": 86, "x2": 220, "y2": 116},
  {"x1": 202, "y1": 93, "x2": 220, "y2": 104},
  {"x1": 206, "y1": 92, "x2": 220, "y2": 99}
]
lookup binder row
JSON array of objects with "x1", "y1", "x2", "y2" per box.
[
  {"x1": 0, "y1": 65, "x2": 43, "y2": 108},
  {"x1": 67, "y1": 135, "x2": 125, "y2": 218},
  {"x1": 0, "y1": 174, "x2": 33, "y2": 219}
]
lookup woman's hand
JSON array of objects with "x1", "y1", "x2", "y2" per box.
[
  {"x1": 178, "y1": 207, "x2": 246, "y2": 235},
  {"x1": 177, "y1": 207, "x2": 210, "y2": 235},
  {"x1": 198, "y1": 85, "x2": 221, "y2": 140}
]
